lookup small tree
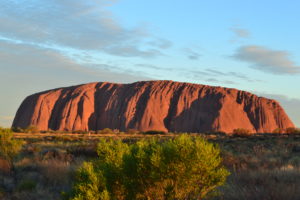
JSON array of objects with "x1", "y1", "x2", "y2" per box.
[
  {"x1": 0, "y1": 128, "x2": 23, "y2": 171},
  {"x1": 69, "y1": 135, "x2": 229, "y2": 200},
  {"x1": 285, "y1": 127, "x2": 300, "y2": 134},
  {"x1": 97, "y1": 128, "x2": 115, "y2": 135},
  {"x1": 123, "y1": 135, "x2": 229, "y2": 199},
  {"x1": 232, "y1": 128, "x2": 252, "y2": 137},
  {"x1": 71, "y1": 162, "x2": 110, "y2": 200},
  {"x1": 23, "y1": 125, "x2": 39, "y2": 133},
  {"x1": 273, "y1": 128, "x2": 284, "y2": 134}
]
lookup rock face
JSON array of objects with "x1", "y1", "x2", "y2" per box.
[{"x1": 12, "y1": 81, "x2": 294, "y2": 133}]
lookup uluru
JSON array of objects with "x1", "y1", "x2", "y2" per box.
[{"x1": 12, "y1": 80, "x2": 294, "y2": 133}]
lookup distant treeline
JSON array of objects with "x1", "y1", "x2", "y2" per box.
[{"x1": 8, "y1": 126, "x2": 300, "y2": 135}]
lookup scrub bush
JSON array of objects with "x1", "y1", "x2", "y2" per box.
[
  {"x1": 0, "y1": 128, "x2": 23, "y2": 171},
  {"x1": 232, "y1": 128, "x2": 252, "y2": 137},
  {"x1": 69, "y1": 135, "x2": 229, "y2": 200}
]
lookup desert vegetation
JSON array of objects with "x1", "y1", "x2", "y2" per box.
[
  {"x1": 1, "y1": 127, "x2": 300, "y2": 199},
  {"x1": 0, "y1": 127, "x2": 23, "y2": 173},
  {"x1": 68, "y1": 135, "x2": 229, "y2": 200}
]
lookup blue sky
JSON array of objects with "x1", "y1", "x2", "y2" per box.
[{"x1": 0, "y1": 0, "x2": 299, "y2": 127}]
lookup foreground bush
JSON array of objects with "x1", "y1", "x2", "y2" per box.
[
  {"x1": 69, "y1": 135, "x2": 229, "y2": 200},
  {"x1": 0, "y1": 128, "x2": 23, "y2": 172}
]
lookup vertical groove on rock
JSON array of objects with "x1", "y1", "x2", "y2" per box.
[
  {"x1": 48, "y1": 87, "x2": 75, "y2": 130},
  {"x1": 164, "y1": 83, "x2": 188, "y2": 131},
  {"x1": 127, "y1": 82, "x2": 152, "y2": 130}
]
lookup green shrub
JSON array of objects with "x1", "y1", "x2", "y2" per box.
[
  {"x1": 11, "y1": 126, "x2": 24, "y2": 133},
  {"x1": 53, "y1": 135, "x2": 75, "y2": 142},
  {"x1": 23, "y1": 125, "x2": 39, "y2": 133},
  {"x1": 126, "y1": 129, "x2": 139, "y2": 135},
  {"x1": 285, "y1": 127, "x2": 300, "y2": 134},
  {"x1": 17, "y1": 179, "x2": 37, "y2": 191},
  {"x1": 13, "y1": 125, "x2": 37, "y2": 133},
  {"x1": 142, "y1": 130, "x2": 167, "y2": 135},
  {"x1": 232, "y1": 128, "x2": 252, "y2": 137},
  {"x1": 70, "y1": 162, "x2": 110, "y2": 200},
  {"x1": 0, "y1": 128, "x2": 23, "y2": 168},
  {"x1": 96, "y1": 128, "x2": 115, "y2": 135},
  {"x1": 69, "y1": 135, "x2": 229, "y2": 200},
  {"x1": 272, "y1": 128, "x2": 284, "y2": 134},
  {"x1": 72, "y1": 130, "x2": 89, "y2": 134}
]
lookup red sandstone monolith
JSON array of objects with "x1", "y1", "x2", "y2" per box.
[{"x1": 12, "y1": 81, "x2": 295, "y2": 133}]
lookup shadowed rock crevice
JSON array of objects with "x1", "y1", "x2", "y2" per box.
[
  {"x1": 12, "y1": 95, "x2": 39, "y2": 128},
  {"x1": 48, "y1": 87, "x2": 75, "y2": 131},
  {"x1": 12, "y1": 80, "x2": 295, "y2": 133},
  {"x1": 237, "y1": 91, "x2": 259, "y2": 131},
  {"x1": 90, "y1": 82, "x2": 119, "y2": 131},
  {"x1": 163, "y1": 84, "x2": 187, "y2": 130},
  {"x1": 127, "y1": 83, "x2": 152, "y2": 130},
  {"x1": 169, "y1": 91, "x2": 223, "y2": 132}
]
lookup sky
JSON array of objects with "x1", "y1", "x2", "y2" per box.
[{"x1": 0, "y1": 0, "x2": 299, "y2": 127}]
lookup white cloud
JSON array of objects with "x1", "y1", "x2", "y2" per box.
[
  {"x1": 0, "y1": 0, "x2": 167, "y2": 58},
  {"x1": 232, "y1": 45, "x2": 300, "y2": 74}
]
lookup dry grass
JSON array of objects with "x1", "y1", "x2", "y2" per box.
[
  {"x1": 211, "y1": 134, "x2": 300, "y2": 200},
  {"x1": 0, "y1": 133, "x2": 299, "y2": 199},
  {"x1": 216, "y1": 169, "x2": 300, "y2": 200},
  {"x1": 0, "y1": 158, "x2": 11, "y2": 174},
  {"x1": 0, "y1": 137, "x2": 89, "y2": 200}
]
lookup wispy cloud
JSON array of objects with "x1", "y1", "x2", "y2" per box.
[
  {"x1": 134, "y1": 63, "x2": 260, "y2": 85},
  {"x1": 197, "y1": 68, "x2": 261, "y2": 82},
  {"x1": 0, "y1": 0, "x2": 167, "y2": 58},
  {"x1": 230, "y1": 27, "x2": 250, "y2": 38},
  {"x1": 203, "y1": 78, "x2": 236, "y2": 85},
  {"x1": 232, "y1": 45, "x2": 300, "y2": 74},
  {"x1": 0, "y1": 40, "x2": 150, "y2": 83},
  {"x1": 104, "y1": 46, "x2": 163, "y2": 58},
  {"x1": 135, "y1": 64, "x2": 174, "y2": 71},
  {"x1": 148, "y1": 38, "x2": 172, "y2": 49},
  {"x1": 182, "y1": 48, "x2": 201, "y2": 60}
]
